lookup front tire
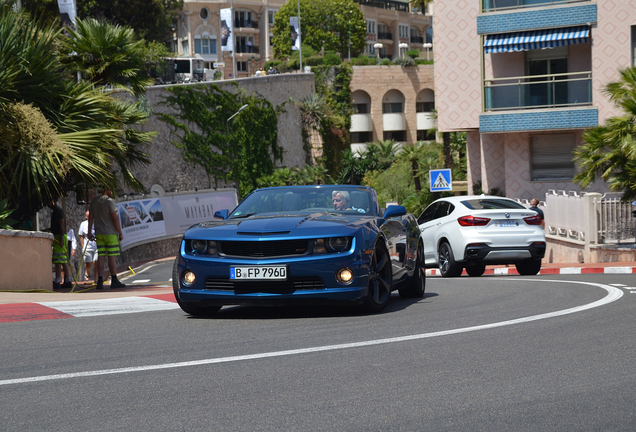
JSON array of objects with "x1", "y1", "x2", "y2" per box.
[
  {"x1": 515, "y1": 258, "x2": 542, "y2": 276},
  {"x1": 362, "y1": 242, "x2": 393, "y2": 313},
  {"x1": 439, "y1": 242, "x2": 463, "y2": 277},
  {"x1": 399, "y1": 240, "x2": 426, "y2": 298},
  {"x1": 172, "y1": 259, "x2": 221, "y2": 317}
]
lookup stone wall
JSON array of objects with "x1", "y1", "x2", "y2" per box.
[{"x1": 128, "y1": 73, "x2": 315, "y2": 194}]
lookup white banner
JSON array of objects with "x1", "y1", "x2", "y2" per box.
[
  {"x1": 290, "y1": 17, "x2": 300, "y2": 51},
  {"x1": 57, "y1": 0, "x2": 76, "y2": 28},
  {"x1": 116, "y1": 189, "x2": 238, "y2": 251},
  {"x1": 220, "y1": 8, "x2": 234, "y2": 52}
]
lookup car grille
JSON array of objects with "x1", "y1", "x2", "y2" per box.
[
  {"x1": 219, "y1": 240, "x2": 310, "y2": 258},
  {"x1": 205, "y1": 276, "x2": 324, "y2": 292}
]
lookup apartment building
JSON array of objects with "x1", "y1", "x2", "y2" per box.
[{"x1": 435, "y1": 0, "x2": 635, "y2": 199}]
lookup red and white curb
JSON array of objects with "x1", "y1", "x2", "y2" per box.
[
  {"x1": 426, "y1": 266, "x2": 636, "y2": 277},
  {"x1": 0, "y1": 294, "x2": 178, "y2": 323}
]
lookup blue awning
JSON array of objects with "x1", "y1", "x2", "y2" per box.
[{"x1": 484, "y1": 26, "x2": 590, "y2": 54}]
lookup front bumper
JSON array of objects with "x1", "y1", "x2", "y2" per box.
[{"x1": 174, "y1": 253, "x2": 371, "y2": 307}]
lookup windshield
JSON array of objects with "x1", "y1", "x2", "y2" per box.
[
  {"x1": 229, "y1": 187, "x2": 376, "y2": 218},
  {"x1": 461, "y1": 198, "x2": 526, "y2": 210}
]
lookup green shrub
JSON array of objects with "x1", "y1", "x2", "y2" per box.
[
  {"x1": 306, "y1": 55, "x2": 324, "y2": 66},
  {"x1": 403, "y1": 56, "x2": 416, "y2": 67},
  {"x1": 323, "y1": 51, "x2": 342, "y2": 66},
  {"x1": 406, "y1": 49, "x2": 420, "y2": 58},
  {"x1": 415, "y1": 58, "x2": 434, "y2": 65},
  {"x1": 381, "y1": 58, "x2": 391, "y2": 66}
]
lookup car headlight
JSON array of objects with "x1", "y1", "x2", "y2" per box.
[
  {"x1": 188, "y1": 240, "x2": 218, "y2": 256},
  {"x1": 326, "y1": 237, "x2": 350, "y2": 253},
  {"x1": 313, "y1": 237, "x2": 352, "y2": 254}
]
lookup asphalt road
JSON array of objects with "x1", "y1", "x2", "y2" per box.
[{"x1": 1, "y1": 273, "x2": 635, "y2": 431}]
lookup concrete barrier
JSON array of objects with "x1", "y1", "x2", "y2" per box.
[{"x1": 0, "y1": 229, "x2": 53, "y2": 290}]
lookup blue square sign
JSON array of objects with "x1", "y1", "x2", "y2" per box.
[{"x1": 429, "y1": 169, "x2": 452, "y2": 192}]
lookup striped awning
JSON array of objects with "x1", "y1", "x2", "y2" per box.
[{"x1": 484, "y1": 26, "x2": 590, "y2": 54}]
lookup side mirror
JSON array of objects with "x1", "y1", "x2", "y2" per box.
[
  {"x1": 214, "y1": 209, "x2": 229, "y2": 220},
  {"x1": 383, "y1": 205, "x2": 407, "y2": 219}
]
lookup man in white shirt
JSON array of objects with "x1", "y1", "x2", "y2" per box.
[{"x1": 78, "y1": 210, "x2": 98, "y2": 283}]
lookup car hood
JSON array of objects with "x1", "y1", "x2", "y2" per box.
[{"x1": 185, "y1": 213, "x2": 376, "y2": 239}]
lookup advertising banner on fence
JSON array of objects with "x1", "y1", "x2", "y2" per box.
[{"x1": 116, "y1": 189, "x2": 238, "y2": 251}]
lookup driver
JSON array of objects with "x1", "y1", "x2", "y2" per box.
[
  {"x1": 332, "y1": 191, "x2": 365, "y2": 213},
  {"x1": 332, "y1": 190, "x2": 351, "y2": 211}
]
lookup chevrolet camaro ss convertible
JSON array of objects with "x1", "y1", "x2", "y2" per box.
[{"x1": 173, "y1": 185, "x2": 425, "y2": 316}]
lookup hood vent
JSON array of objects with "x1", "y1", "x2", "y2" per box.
[{"x1": 237, "y1": 231, "x2": 290, "y2": 236}]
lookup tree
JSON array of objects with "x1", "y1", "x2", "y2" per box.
[
  {"x1": 409, "y1": 0, "x2": 433, "y2": 14},
  {"x1": 574, "y1": 67, "x2": 636, "y2": 201},
  {"x1": 61, "y1": 18, "x2": 154, "y2": 96},
  {"x1": 271, "y1": 0, "x2": 366, "y2": 61},
  {"x1": 76, "y1": 0, "x2": 183, "y2": 42},
  {"x1": 159, "y1": 83, "x2": 283, "y2": 198},
  {"x1": 0, "y1": 2, "x2": 154, "y2": 223}
]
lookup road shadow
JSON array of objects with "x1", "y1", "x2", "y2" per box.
[{"x1": 186, "y1": 292, "x2": 439, "y2": 320}]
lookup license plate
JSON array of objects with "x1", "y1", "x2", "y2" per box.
[
  {"x1": 494, "y1": 220, "x2": 518, "y2": 227},
  {"x1": 230, "y1": 266, "x2": 287, "y2": 280}
]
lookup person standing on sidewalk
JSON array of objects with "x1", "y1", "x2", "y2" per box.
[
  {"x1": 529, "y1": 198, "x2": 545, "y2": 229},
  {"x1": 88, "y1": 187, "x2": 126, "y2": 289},
  {"x1": 78, "y1": 210, "x2": 98, "y2": 283},
  {"x1": 48, "y1": 199, "x2": 72, "y2": 289}
]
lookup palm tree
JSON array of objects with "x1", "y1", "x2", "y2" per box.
[
  {"x1": 398, "y1": 142, "x2": 425, "y2": 191},
  {"x1": 574, "y1": 67, "x2": 636, "y2": 201},
  {"x1": 298, "y1": 94, "x2": 331, "y2": 164},
  {"x1": 61, "y1": 18, "x2": 154, "y2": 97},
  {"x1": 409, "y1": 0, "x2": 433, "y2": 14},
  {"x1": 0, "y1": 5, "x2": 153, "y2": 223}
]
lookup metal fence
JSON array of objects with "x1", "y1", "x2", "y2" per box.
[
  {"x1": 596, "y1": 193, "x2": 636, "y2": 244},
  {"x1": 539, "y1": 190, "x2": 636, "y2": 245}
]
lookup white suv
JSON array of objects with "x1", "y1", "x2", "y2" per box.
[{"x1": 417, "y1": 195, "x2": 546, "y2": 277}]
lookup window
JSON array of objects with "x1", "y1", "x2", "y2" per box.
[
  {"x1": 353, "y1": 103, "x2": 368, "y2": 114},
  {"x1": 383, "y1": 102, "x2": 403, "y2": 113},
  {"x1": 200, "y1": 8, "x2": 209, "y2": 20},
  {"x1": 367, "y1": 20, "x2": 376, "y2": 35},
  {"x1": 416, "y1": 102, "x2": 435, "y2": 112},
  {"x1": 383, "y1": 131, "x2": 406, "y2": 141},
  {"x1": 526, "y1": 47, "x2": 568, "y2": 107},
  {"x1": 399, "y1": 24, "x2": 409, "y2": 40},
  {"x1": 417, "y1": 130, "x2": 435, "y2": 141},
  {"x1": 269, "y1": 10, "x2": 277, "y2": 25},
  {"x1": 181, "y1": 40, "x2": 189, "y2": 56},
  {"x1": 235, "y1": 10, "x2": 253, "y2": 28},
  {"x1": 530, "y1": 134, "x2": 575, "y2": 181},
  {"x1": 237, "y1": 61, "x2": 248, "y2": 72},
  {"x1": 632, "y1": 25, "x2": 636, "y2": 66},
  {"x1": 351, "y1": 132, "x2": 372, "y2": 144},
  {"x1": 195, "y1": 35, "x2": 217, "y2": 55}
]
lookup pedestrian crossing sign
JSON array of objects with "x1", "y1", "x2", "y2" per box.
[{"x1": 429, "y1": 169, "x2": 452, "y2": 192}]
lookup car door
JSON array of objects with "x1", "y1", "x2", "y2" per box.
[
  {"x1": 419, "y1": 201, "x2": 455, "y2": 266},
  {"x1": 418, "y1": 203, "x2": 439, "y2": 265}
]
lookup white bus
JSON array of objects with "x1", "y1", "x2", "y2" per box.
[{"x1": 168, "y1": 57, "x2": 206, "y2": 83}]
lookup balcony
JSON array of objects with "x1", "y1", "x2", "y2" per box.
[
  {"x1": 484, "y1": 71, "x2": 591, "y2": 111},
  {"x1": 378, "y1": 32, "x2": 393, "y2": 41},
  {"x1": 416, "y1": 112, "x2": 435, "y2": 131},
  {"x1": 410, "y1": 36, "x2": 424, "y2": 44},
  {"x1": 383, "y1": 113, "x2": 406, "y2": 131},
  {"x1": 234, "y1": 20, "x2": 258, "y2": 30},
  {"x1": 482, "y1": 0, "x2": 590, "y2": 13},
  {"x1": 354, "y1": 0, "x2": 410, "y2": 13},
  {"x1": 235, "y1": 45, "x2": 260, "y2": 55},
  {"x1": 351, "y1": 114, "x2": 373, "y2": 133}
]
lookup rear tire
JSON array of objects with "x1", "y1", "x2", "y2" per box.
[
  {"x1": 439, "y1": 242, "x2": 462, "y2": 277},
  {"x1": 362, "y1": 242, "x2": 393, "y2": 313},
  {"x1": 515, "y1": 258, "x2": 542, "y2": 276},
  {"x1": 465, "y1": 263, "x2": 486, "y2": 277},
  {"x1": 172, "y1": 259, "x2": 221, "y2": 317},
  {"x1": 399, "y1": 241, "x2": 425, "y2": 298}
]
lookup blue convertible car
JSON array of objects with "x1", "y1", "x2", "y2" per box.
[{"x1": 173, "y1": 185, "x2": 425, "y2": 315}]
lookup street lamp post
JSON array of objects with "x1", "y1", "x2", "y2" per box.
[
  {"x1": 399, "y1": 42, "x2": 408, "y2": 59},
  {"x1": 373, "y1": 42, "x2": 383, "y2": 64},
  {"x1": 227, "y1": 104, "x2": 249, "y2": 133},
  {"x1": 423, "y1": 42, "x2": 432, "y2": 61}
]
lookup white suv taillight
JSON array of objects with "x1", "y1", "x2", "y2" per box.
[
  {"x1": 457, "y1": 215, "x2": 490, "y2": 227},
  {"x1": 523, "y1": 215, "x2": 542, "y2": 225}
]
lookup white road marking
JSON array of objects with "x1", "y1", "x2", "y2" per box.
[
  {"x1": 36, "y1": 297, "x2": 180, "y2": 317},
  {"x1": 132, "y1": 279, "x2": 151, "y2": 284},
  {"x1": 1, "y1": 280, "x2": 622, "y2": 387},
  {"x1": 610, "y1": 284, "x2": 627, "y2": 287}
]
